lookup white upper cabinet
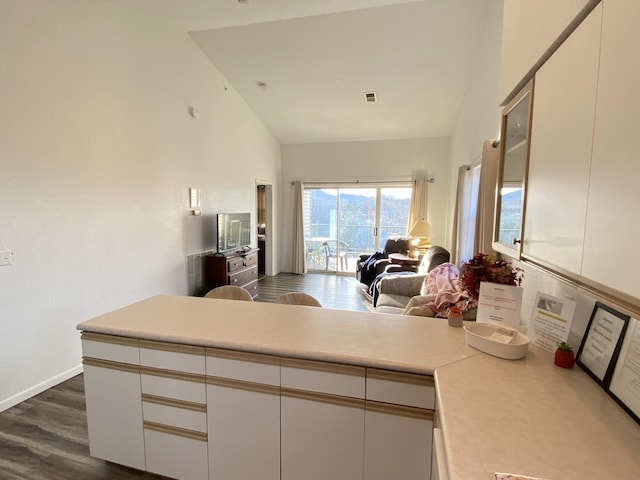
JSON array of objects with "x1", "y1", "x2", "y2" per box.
[
  {"x1": 523, "y1": 3, "x2": 602, "y2": 274},
  {"x1": 499, "y1": 0, "x2": 596, "y2": 104},
  {"x1": 582, "y1": 0, "x2": 640, "y2": 301}
]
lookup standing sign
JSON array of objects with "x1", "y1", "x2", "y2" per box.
[
  {"x1": 528, "y1": 292, "x2": 576, "y2": 352},
  {"x1": 476, "y1": 282, "x2": 523, "y2": 328}
]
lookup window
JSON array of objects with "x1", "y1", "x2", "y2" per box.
[{"x1": 304, "y1": 185, "x2": 412, "y2": 272}]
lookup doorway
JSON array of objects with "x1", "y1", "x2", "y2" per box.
[{"x1": 256, "y1": 182, "x2": 274, "y2": 278}]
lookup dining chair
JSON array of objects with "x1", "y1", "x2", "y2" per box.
[
  {"x1": 204, "y1": 285, "x2": 254, "y2": 301},
  {"x1": 274, "y1": 292, "x2": 322, "y2": 307}
]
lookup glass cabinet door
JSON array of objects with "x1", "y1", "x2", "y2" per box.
[{"x1": 493, "y1": 79, "x2": 534, "y2": 258}]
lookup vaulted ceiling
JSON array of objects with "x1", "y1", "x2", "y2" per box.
[{"x1": 109, "y1": 0, "x2": 493, "y2": 144}]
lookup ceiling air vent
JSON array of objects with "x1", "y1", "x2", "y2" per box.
[{"x1": 364, "y1": 91, "x2": 377, "y2": 103}]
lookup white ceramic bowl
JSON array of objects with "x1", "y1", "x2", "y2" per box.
[{"x1": 464, "y1": 323, "x2": 530, "y2": 360}]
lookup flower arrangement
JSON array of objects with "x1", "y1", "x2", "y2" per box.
[{"x1": 458, "y1": 253, "x2": 523, "y2": 302}]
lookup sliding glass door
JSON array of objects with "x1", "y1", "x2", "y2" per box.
[{"x1": 304, "y1": 185, "x2": 412, "y2": 273}]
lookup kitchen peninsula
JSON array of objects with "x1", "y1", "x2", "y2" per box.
[{"x1": 77, "y1": 295, "x2": 640, "y2": 480}]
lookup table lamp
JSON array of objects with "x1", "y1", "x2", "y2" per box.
[{"x1": 409, "y1": 219, "x2": 432, "y2": 256}]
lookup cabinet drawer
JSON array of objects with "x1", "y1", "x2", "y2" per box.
[
  {"x1": 281, "y1": 358, "x2": 365, "y2": 398},
  {"x1": 206, "y1": 348, "x2": 280, "y2": 386},
  {"x1": 142, "y1": 396, "x2": 207, "y2": 433},
  {"x1": 366, "y1": 369, "x2": 435, "y2": 409},
  {"x1": 144, "y1": 427, "x2": 208, "y2": 480},
  {"x1": 140, "y1": 370, "x2": 206, "y2": 404},
  {"x1": 228, "y1": 256, "x2": 245, "y2": 272},
  {"x1": 81, "y1": 333, "x2": 139, "y2": 365},
  {"x1": 244, "y1": 252, "x2": 258, "y2": 267},
  {"x1": 229, "y1": 266, "x2": 258, "y2": 286},
  {"x1": 244, "y1": 280, "x2": 259, "y2": 298},
  {"x1": 139, "y1": 341, "x2": 205, "y2": 374}
]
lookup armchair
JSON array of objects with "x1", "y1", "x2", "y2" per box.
[{"x1": 355, "y1": 235, "x2": 413, "y2": 287}]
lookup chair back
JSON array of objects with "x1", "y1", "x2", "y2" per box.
[
  {"x1": 322, "y1": 239, "x2": 349, "y2": 257},
  {"x1": 383, "y1": 236, "x2": 412, "y2": 255},
  {"x1": 204, "y1": 285, "x2": 254, "y2": 301},
  {"x1": 418, "y1": 246, "x2": 451, "y2": 274},
  {"x1": 274, "y1": 292, "x2": 322, "y2": 307}
]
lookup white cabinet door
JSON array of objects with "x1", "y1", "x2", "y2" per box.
[
  {"x1": 82, "y1": 334, "x2": 145, "y2": 471},
  {"x1": 365, "y1": 369, "x2": 435, "y2": 480},
  {"x1": 582, "y1": 0, "x2": 640, "y2": 300},
  {"x1": 83, "y1": 365, "x2": 145, "y2": 470},
  {"x1": 523, "y1": 3, "x2": 602, "y2": 274},
  {"x1": 206, "y1": 349, "x2": 281, "y2": 480},
  {"x1": 281, "y1": 391, "x2": 365, "y2": 480},
  {"x1": 364, "y1": 402, "x2": 433, "y2": 480},
  {"x1": 431, "y1": 426, "x2": 449, "y2": 480},
  {"x1": 207, "y1": 382, "x2": 280, "y2": 480},
  {"x1": 281, "y1": 358, "x2": 366, "y2": 480}
]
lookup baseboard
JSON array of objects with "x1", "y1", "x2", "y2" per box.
[{"x1": 0, "y1": 364, "x2": 83, "y2": 413}]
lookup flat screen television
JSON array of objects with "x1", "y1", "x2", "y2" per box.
[{"x1": 217, "y1": 212, "x2": 251, "y2": 253}]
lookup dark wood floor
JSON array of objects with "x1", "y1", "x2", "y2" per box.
[
  {"x1": 255, "y1": 272, "x2": 374, "y2": 312},
  {"x1": 0, "y1": 374, "x2": 165, "y2": 480},
  {"x1": 0, "y1": 273, "x2": 373, "y2": 479}
]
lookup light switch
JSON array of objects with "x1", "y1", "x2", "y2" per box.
[
  {"x1": 189, "y1": 188, "x2": 201, "y2": 209},
  {"x1": 0, "y1": 249, "x2": 13, "y2": 266}
]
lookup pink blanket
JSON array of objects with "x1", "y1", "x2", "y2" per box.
[{"x1": 407, "y1": 263, "x2": 468, "y2": 317}]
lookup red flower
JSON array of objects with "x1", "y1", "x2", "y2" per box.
[{"x1": 458, "y1": 253, "x2": 523, "y2": 300}]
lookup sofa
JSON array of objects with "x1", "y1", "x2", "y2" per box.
[{"x1": 375, "y1": 246, "x2": 451, "y2": 314}]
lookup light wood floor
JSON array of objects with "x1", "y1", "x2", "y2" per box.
[{"x1": 0, "y1": 273, "x2": 373, "y2": 479}]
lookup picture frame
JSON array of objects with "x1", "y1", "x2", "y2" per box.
[
  {"x1": 576, "y1": 301, "x2": 629, "y2": 388},
  {"x1": 608, "y1": 317, "x2": 640, "y2": 425}
]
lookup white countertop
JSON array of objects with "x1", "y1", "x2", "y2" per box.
[
  {"x1": 76, "y1": 294, "x2": 479, "y2": 374},
  {"x1": 435, "y1": 345, "x2": 640, "y2": 479},
  {"x1": 77, "y1": 295, "x2": 640, "y2": 478}
]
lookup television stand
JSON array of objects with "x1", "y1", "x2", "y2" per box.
[{"x1": 204, "y1": 248, "x2": 259, "y2": 299}]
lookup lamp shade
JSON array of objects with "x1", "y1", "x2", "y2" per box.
[{"x1": 409, "y1": 219, "x2": 432, "y2": 238}]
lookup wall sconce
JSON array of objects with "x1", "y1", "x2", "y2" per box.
[{"x1": 189, "y1": 187, "x2": 201, "y2": 216}]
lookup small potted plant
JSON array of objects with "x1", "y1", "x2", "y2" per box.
[{"x1": 554, "y1": 342, "x2": 575, "y2": 369}]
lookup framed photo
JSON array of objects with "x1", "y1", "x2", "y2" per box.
[
  {"x1": 576, "y1": 302, "x2": 629, "y2": 388},
  {"x1": 608, "y1": 317, "x2": 640, "y2": 425}
]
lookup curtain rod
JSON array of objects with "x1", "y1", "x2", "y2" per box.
[{"x1": 291, "y1": 178, "x2": 433, "y2": 186}]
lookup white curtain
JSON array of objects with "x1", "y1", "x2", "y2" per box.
[
  {"x1": 475, "y1": 140, "x2": 500, "y2": 256},
  {"x1": 291, "y1": 181, "x2": 306, "y2": 274},
  {"x1": 457, "y1": 163, "x2": 481, "y2": 264},
  {"x1": 408, "y1": 177, "x2": 428, "y2": 232},
  {"x1": 451, "y1": 140, "x2": 500, "y2": 266},
  {"x1": 450, "y1": 165, "x2": 466, "y2": 265}
]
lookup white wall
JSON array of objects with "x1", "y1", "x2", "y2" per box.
[
  {"x1": 448, "y1": 0, "x2": 503, "y2": 247},
  {"x1": 0, "y1": 0, "x2": 281, "y2": 410},
  {"x1": 280, "y1": 138, "x2": 451, "y2": 272}
]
